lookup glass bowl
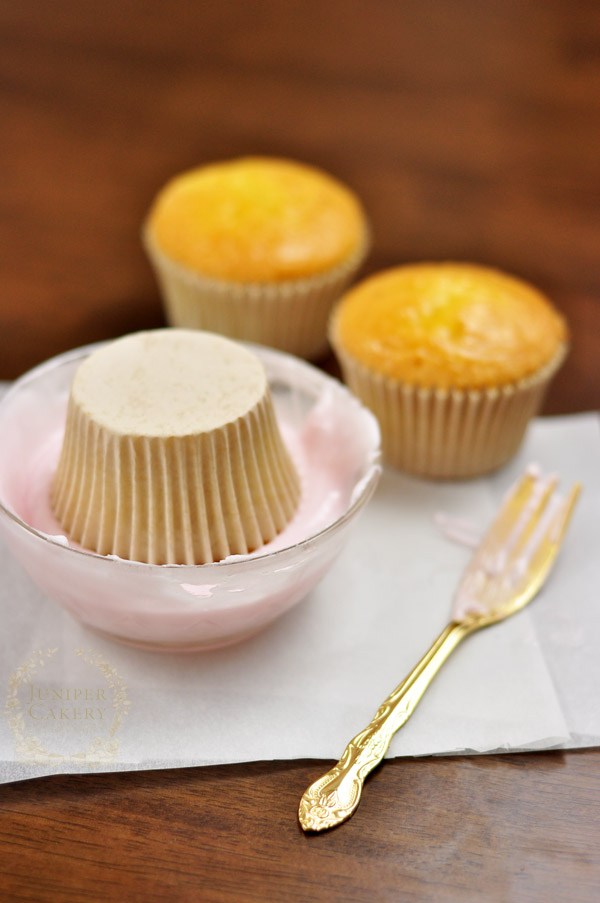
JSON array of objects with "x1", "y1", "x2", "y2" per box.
[{"x1": 0, "y1": 341, "x2": 381, "y2": 651}]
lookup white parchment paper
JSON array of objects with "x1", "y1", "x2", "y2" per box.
[{"x1": 0, "y1": 397, "x2": 598, "y2": 784}]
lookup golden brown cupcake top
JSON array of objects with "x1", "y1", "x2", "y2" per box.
[
  {"x1": 331, "y1": 263, "x2": 568, "y2": 390},
  {"x1": 145, "y1": 157, "x2": 367, "y2": 283}
]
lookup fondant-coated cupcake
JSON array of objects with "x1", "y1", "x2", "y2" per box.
[
  {"x1": 330, "y1": 263, "x2": 568, "y2": 478},
  {"x1": 51, "y1": 329, "x2": 301, "y2": 564},
  {"x1": 143, "y1": 157, "x2": 369, "y2": 359}
]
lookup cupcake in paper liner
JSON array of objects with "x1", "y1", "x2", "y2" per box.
[
  {"x1": 143, "y1": 157, "x2": 370, "y2": 360},
  {"x1": 52, "y1": 329, "x2": 301, "y2": 564},
  {"x1": 329, "y1": 263, "x2": 568, "y2": 479}
]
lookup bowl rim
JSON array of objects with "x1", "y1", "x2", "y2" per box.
[{"x1": 0, "y1": 338, "x2": 381, "y2": 572}]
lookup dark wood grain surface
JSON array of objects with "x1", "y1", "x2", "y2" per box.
[{"x1": 0, "y1": 1, "x2": 599, "y2": 901}]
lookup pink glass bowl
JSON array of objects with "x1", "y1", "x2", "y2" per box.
[{"x1": 0, "y1": 342, "x2": 381, "y2": 651}]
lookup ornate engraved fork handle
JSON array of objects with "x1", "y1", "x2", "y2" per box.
[
  {"x1": 299, "y1": 473, "x2": 580, "y2": 833},
  {"x1": 298, "y1": 621, "x2": 472, "y2": 832}
]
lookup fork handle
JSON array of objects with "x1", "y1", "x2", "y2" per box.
[{"x1": 298, "y1": 620, "x2": 472, "y2": 832}]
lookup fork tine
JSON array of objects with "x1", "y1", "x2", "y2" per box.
[
  {"x1": 507, "y1": 473, "x2": 559, "y2": 564},
  {"x1": 480, "y1": 471, "x2": 538, "y2": 551},
  {"x1": 512, "y1": 482, "x2": 581, "y2": 607},
  {"x1": 454, "y1": 471, "x2": 581, "y2": 622},
  {"x1": 551, "y1": 483, "x2": 582, "y2": 545}
]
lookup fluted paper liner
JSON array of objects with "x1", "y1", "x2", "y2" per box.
[
  {"x1": 52, "y1": 389, "x2": 301, "y2": 564},
  {"x1": 143, "y1": 229, "x2": 369, "y2": 361},
  {"x1": 332, "y1": 344, "x2": 568, "y2": 479}
]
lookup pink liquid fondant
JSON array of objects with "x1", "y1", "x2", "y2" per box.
[
  {"x1": 10, "y1": 402, "x2": 352, "y2": 560},
  {"x1": 0, "y1": 352, "x2": 380, "y2": 650}
]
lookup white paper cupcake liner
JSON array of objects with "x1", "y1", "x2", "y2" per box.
[
  {"x1": 332, "y1": 345, "x2": 568, "y2": 479},
  {"x1": 52, "y1": 389, "x2": 301, "y2": 564},
  {"x1": 143, "y1": 229, "x2": 370, "y2": 360}
]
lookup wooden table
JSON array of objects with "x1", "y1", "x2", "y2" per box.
[{"x1": 1, "y1": 2, "x2": 598, "y2": 900}]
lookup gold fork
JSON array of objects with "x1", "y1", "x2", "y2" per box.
[{"x1": 298, "y1": 467, "x2": 581, "y2": 833}]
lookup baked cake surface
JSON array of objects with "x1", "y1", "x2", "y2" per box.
[
  {"x1": 146, "y1": 157, "x2": 367, "y2": 283},
  {"x1": 331, "y1": 262, "x2": 567, "y2": 390}
]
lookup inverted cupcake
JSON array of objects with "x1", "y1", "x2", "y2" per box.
[
  {"x1": 330, "y1": 262, "x2": 568, "y2": 478},
  {"x1": 51, "y1": 329, "x2": 301, "y2": 564},
  {"x1": 143, "y1": 157, "x2": 370, "y2": 360}
]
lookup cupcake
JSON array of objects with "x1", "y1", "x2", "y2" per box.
[
  {"x1": 330, "y1": 263, "x2": 568, "y2": 478},
  {"x1": 143, "y1": 157, "x2": 369, "y2": 360},
  {"x1": 51, "y1": 329, "x2": 301, "y2": 564}
]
